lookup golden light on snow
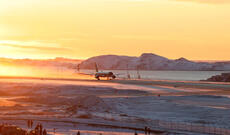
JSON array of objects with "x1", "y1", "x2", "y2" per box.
[
  {"x1": 0, "y1": 64, "x2": 41, "y2": 77},
  {"x1": 0, "y1": 62, "x2": 91, "y2": 79}
]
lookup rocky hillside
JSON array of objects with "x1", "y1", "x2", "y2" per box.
[
  {"x1": 79, "y1": 53, "x2": 230, "y2": 71},
  {"x1": 206, "y1": 73, "x2": 230, "y2": 82}
]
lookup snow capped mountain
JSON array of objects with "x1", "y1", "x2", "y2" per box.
[
  {"x1": 78, "y1": 55, "x2": 139, "y2": 70},
  {"x1": 1, "y1": 54, "x2": 230, "y2": 71},
  {"x1": 79, "y1": 53, "x2": 230, "y2": 71}
]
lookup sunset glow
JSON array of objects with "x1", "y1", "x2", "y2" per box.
[
  {"x1": 1, "y1": 1, "x2": 230, "y2": 131},
  {"x1": 1, "y1": 0, "x2": 230, "y2": 60}
]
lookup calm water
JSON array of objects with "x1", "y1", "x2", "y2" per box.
[{"x1": 81, "y1": 70, "x2": 230, "y2": 81}]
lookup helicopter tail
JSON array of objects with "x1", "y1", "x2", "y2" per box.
[{"x1": 95, "y1": 62, "x2": 99, "y2": 72}]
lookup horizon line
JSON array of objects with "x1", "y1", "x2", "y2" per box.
[{"x1": 0, "y1": 55, "x2": 229, "y2": 62}]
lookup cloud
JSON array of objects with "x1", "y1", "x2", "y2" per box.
[
  {"x1": 174, "y1": 0, "x2": 230, "y2": 4},
  {"x1": 0, "y1": 44, "x2": 70, "y2": 52},
  {"x1": 0, "y1": 40, "x2": 58, "y2": 47},
  {"x1": 0, "y1": 40, "x2": 71, "y2": 52}
]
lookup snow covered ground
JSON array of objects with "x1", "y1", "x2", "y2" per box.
[{"x1": 0, "y1": 78, "x2": 229, "y2": 134}]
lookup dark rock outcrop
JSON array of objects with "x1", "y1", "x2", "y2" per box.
[
  {"x1": 206, "y1": 73, "x2": 230, "y2": 82},
  {"x1": 0, "y1": 124, "x2": 27, "y2": 135}
]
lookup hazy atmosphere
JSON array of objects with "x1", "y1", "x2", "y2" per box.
[
  {"x1": 1, "y1": 1, "x2": 230, "y2": 135},
  {"x1": 1, "y1": 0, "x2": 230, "y2": 60}
]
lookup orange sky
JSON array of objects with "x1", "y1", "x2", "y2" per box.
[{"x1": 0, "y1": 0, "x2": 230, "y2": 60}]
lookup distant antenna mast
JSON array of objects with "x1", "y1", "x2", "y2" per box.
[
  {"x1": 127, "y1": 63, "x2": 131, "y2": 79},
  {"x1": 77, "y1": 64, "x2": 80, "y2": 72},
  {"x1": 137, "y1": 68, "x2": 141, "y2": 79}
]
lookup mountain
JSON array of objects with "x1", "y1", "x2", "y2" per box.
[
  {"x1": 79, "y1": 53, "x2": 230, "y2": 71},
  {"x1": 1, "y1": 54, "x2": 230, "y2": 71},
  {"x1": 0, "y1": 57, "x2": 82, "y2": 69}
]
